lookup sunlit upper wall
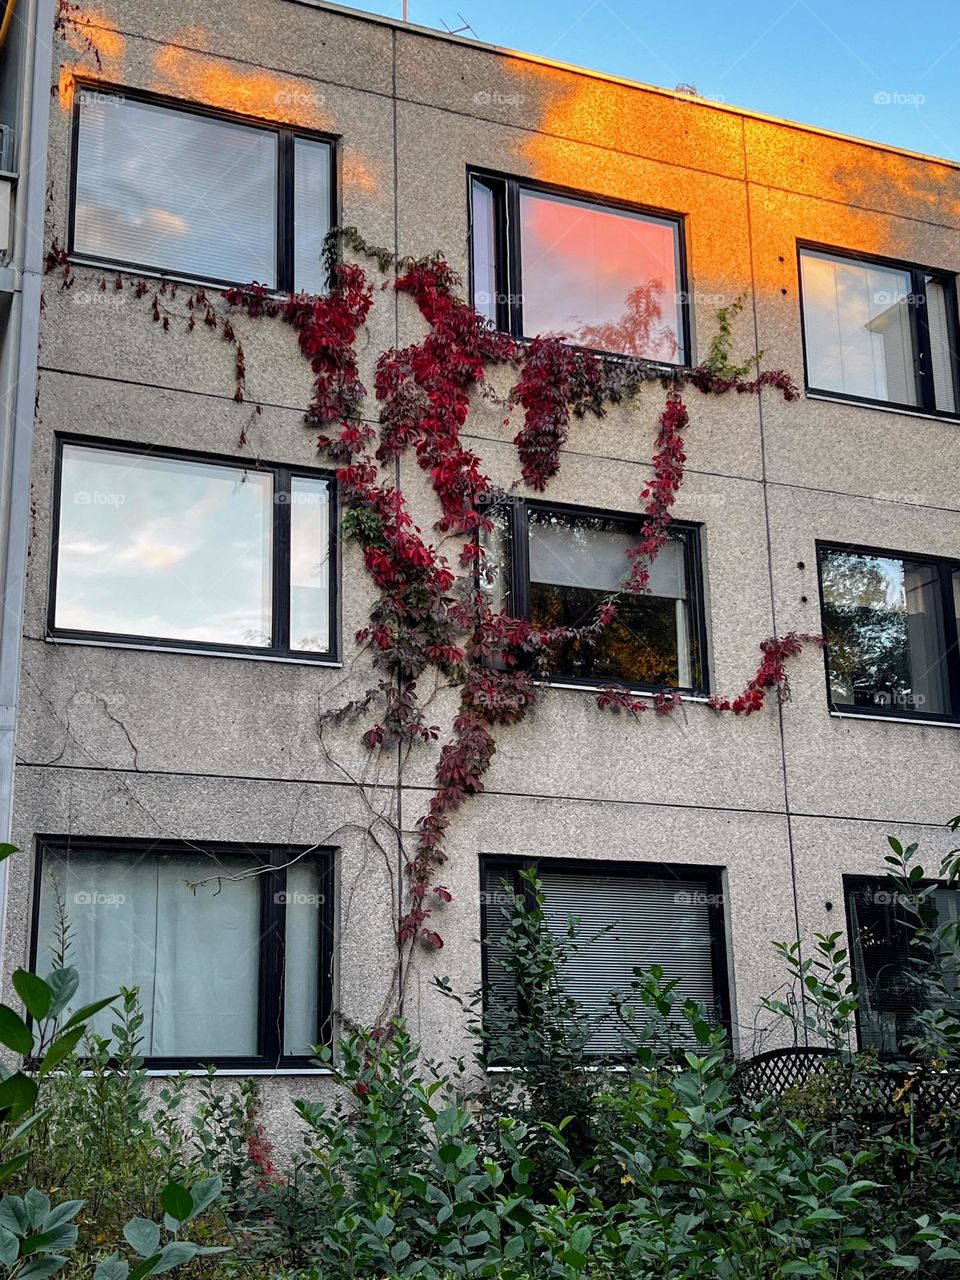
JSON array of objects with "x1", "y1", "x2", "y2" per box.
[
  {"x1": 59, "y1": 0, "x2": 395, "y2": 97},
  {"x1": 390, "y1": 17, "x2": 960, "y2": 240},
  {"x1": 395, "y1": 35, "x2": 747, "y2": 183},
  {"x1": 61, "y1": 0, "x2": 960, "y2": 241},
  {"x1": 743, "y1": 118, "x2": 960, "y2": 231}
]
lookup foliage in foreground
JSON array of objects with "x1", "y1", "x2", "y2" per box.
[{"x1": 7, "y1": 825, "x2": 960, "y2": 1276}]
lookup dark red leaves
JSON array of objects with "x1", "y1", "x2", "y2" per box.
[
  {"x1": 708, "y1": 633, "x2": 825, "y2": 714},
  {"x1": 107, "y1": 232, "x2": 804, "y2": 955},
  {"x1": 512, "y1": 337, "x2": 604, "y2": 490}
]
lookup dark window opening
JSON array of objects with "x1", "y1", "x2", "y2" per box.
[
  {"x1": 845, "y1": 876, "x2": 960, "y2": 1056},
  {"x1": 818, "y1": 542, "x2": 960, "y2": 721},
  {"x1": 481, "y1": 501, "x2": 706, "y2": 692}
]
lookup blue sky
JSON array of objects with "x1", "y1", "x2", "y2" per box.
[{"x1": 336, "y1": 0, "x2": 960, "y2": 160}]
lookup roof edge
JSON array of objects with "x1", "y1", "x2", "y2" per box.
[{"x1": 286, "y1": 0, "x2": 960, "y2": 174}]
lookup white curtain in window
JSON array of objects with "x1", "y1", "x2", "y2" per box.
[
  {"x1": 529, "y1": 523, "x2": 686, "y2": 597},
  {"x1": 925, "y1": 278, "x2": 957, "y2": 413},
  {"x1": 471, "y1": 180, "x2": 499, "y2": 324},
  {"x1": 289, "y1": 476, "x2": 331, "y2": 652},
  {"x1": 37, "y1": 850, "x2": 260, "y2": 1057},
  {"x1": 282, "y1": 860, "x2": 322, "y2": 1055},
  {"x1": 904, "y1": 563, "x2": 948, "y2": 715}
]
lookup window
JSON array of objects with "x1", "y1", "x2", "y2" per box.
[
  {"x1": 482, "y1": 501, "x2": 706, "y2": 691},
  {"x1": 49, "y1": 438, "x2": 337, "y2": 660},
  {"x1": 469, "y1": 173, "x2": 688, "y2": 362},
  {"x1": 818, "y1": 543, "x2": 960, "y2": 720},
  {"x1": 482, "y1": 858, "x2": 728, "y2": 1056},
  {"x1": 845, "y1": 877, "x2": 959, "y2": 1056},
  {"x1": 70, "y1": 87, "x2": 335, "y2": 292},
  {"x1": 798, "y1": 245, "x2": 960, "y2": 416},
  {"x1": 33, "y1": 838, "x2": 335, "y2": 1067}
]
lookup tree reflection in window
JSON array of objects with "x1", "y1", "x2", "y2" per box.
[
  {"x1": 519, "y1": 190, "x2": 683, "y2": 363},
  {"x1": 820, "y1": 548, "x2": 951, "y2": 716}
]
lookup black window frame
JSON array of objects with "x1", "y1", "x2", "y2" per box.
[
  {"x1": 468, "y1": 168, "x2": 691, "y2": 366},
  {"x1": 797, "y1": 241, "x2": 960, "y2": 419},
  {"x1": 816, "y1": 539, "x2": 960, "y2": 724},
  {"x1": 48, "y1": 434, "x2": 340, "y2": 663},
  {"x1": 31, "y1": 835, "x2": 336, "y2": 1070},
  {"x1": 479, "y1": 854, "x2": 732, "y2": 1055},
  {"x1": 843, "y1": 873, "x2": 960, "y2": 1059},
  {"x1": 485, "y1": 498, "x2": 709, "y2": 696},
  {"x1": 67, "y1": 80, "x2": 340, "y2": 293}
]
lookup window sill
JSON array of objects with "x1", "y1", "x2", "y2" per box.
[
  {"x1": 508, "y1": 331, "x2": 687, "y2": 374},
  {"x1": 805, "y1": 391, "x2": 960, "y2": 427},
  {"x1": 829, "y1": 709, "x2": 960, "y2": 729},
  {"x1": 141, "y1": 1066, "x2": 334, "y2": 1078},
  {"x1": 64, "y1": 1065, "x2": 334, "y2": 1078},
  {"x1": 66, "y1": 255, "x2": 307, "y2": 304},
  {"x1": 44, "y1": 634, "x2": 343, "y2": 668},
  {"x1": 536, "y1": 678, "x2": 711, "y2": 702}
]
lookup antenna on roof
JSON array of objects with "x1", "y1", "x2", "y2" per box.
[{"x1": 441, "y1": 12, "x2": 478, "y2": 37}]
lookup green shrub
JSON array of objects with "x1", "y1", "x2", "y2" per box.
[{"x1": 9, "y1": 829, "x2": 960, "y2": 1278}]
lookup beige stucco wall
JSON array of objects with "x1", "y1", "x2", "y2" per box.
[{"x1": 5, "y1": 0, "x2": 960, "y2": 1140}]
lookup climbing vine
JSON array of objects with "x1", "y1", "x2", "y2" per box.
[
  {"x1": 224, "y1": 231, "x2": 823, "y2": 952},
  {"x1": 45, "y1": 224, "x2": 823, "y2": 962}
]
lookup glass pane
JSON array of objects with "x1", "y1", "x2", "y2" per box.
[
  {"x1": 479, "y1": 503, "x2": 513, "y2": 612},
  {"x1": 821, "y1": 549, "x2": 949, "y2": 715},
  {"x1": 519, "y1": 188, "x2": 682, "y2": 361},
  {"x1": 847, "y1": 880, "x2": 960, "y2": 1055},
  {"x1": 294, "y1": 137, "x2": 332, "y2": 294},
  {"x1": 74, "y1": 95, "x2": 278, "y2": 286},
  {"x1": 800, "y1": 250, "x2": 917, "y2": 406},
  {"x1": 55, "y1": 444, "x2": 273, "y2": 647},
  {"x1": 289, "y1": 476, "x2": 331, "y2": 653},
  {"x1": 925, "y1": 276, "x2": 957, "y2": 413},
  {"x1": 471, "y1": 179, "x2": 499, "y2": 324},
  {"x1": 527, "y1": 509, "x2": 698, "y2": 688},
  {"x1": 282, "y1": 859, "x2": 324, "y2": 1055},
  {"x1": 37, "y1": 848, "x2": 261, "y2": 1057}
]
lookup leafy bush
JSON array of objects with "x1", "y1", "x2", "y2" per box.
[
  {"x1": 9, "y1": 829, "x2": 960, "y2": 1277},
  {"x1": 0, "y1": 975, "x2": 225, "y2": 1278},
  {"x1": 209, "y1": 847, "x2": 960, "y2": 1278}
]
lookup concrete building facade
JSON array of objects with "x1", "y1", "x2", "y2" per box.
[{"x1": 4, "y1": 0, "x2": 960, "y2": 1129}]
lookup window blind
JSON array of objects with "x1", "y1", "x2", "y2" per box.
[
  {"x1": 74, "y1": 95, "x2": 279, "y2": 286},
  {"x1": 528, "y1": 522, "x2": 686, "y2": 597},
  {"x1": 483, "y1": 863, "x2": 719, "y2": 1056},
  {"x1": 293, "y1": 136, "x2": 331, "y2": 294}
]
